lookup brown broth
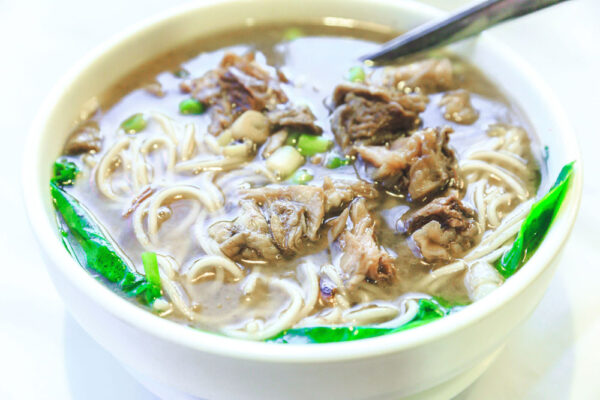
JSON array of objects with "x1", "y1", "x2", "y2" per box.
[{"x1": 60, "y1": 23, "x2": 543, "y2": 333}]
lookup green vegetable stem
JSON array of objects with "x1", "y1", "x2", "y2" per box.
[{"x1": 142, "y1": 252, "x2": 161, "y2": 289}]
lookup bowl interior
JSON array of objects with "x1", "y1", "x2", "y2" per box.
[{"x1": 24, "y1": 0, "x2": 582, "y2": 361}]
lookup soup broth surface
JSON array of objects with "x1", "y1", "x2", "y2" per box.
[{"x1": 57, "y1": 23, "x2": 543, "y2": 339}]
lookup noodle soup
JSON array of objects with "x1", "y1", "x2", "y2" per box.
[{"x1": 51, "y1": 24, "x2": 565, "y2": 343}]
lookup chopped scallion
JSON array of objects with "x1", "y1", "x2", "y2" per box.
[
  {"x1": 179, "y1": 98, "x2": 205, "y2": 115},
  {"x1": 290, "y1": 169, "x2": 314, "y2": 185},
  {"x1": 325, "y1": 154, "x2": 352, "y2": 169},
  {"x1": 266, "y1": 145, "x2": 305, "y2": 179},
  {"x1": 120, "y1": 113, "x2": 147, "y2": 134},
  {"x1": 296, "y1": 134, "x2": 332, "y2": 156},
  {"x1": 348, "y1": 66, "x2": 366, "y2": 83}
]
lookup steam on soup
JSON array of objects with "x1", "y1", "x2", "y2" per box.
[{"x1": 51, "y1": 23, "x2": 564, "y2": 343}]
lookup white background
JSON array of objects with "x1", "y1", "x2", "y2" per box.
[{"x1": 1, "y1": 0, "x2": 599, "y2": 399}]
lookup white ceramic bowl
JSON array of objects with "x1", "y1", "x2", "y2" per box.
[{"x1": 23, "y1": 0, "x2": 582, "y2": 399}]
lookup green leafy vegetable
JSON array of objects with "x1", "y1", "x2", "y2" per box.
[
  {"x1": 290, "y1": 168, "x2": 314, "y2": 185},
  {"x1": 266, "y1": 298, "x2": 448, "y2": 344},
  {"x1": 296, "y1": 134, "x2": 332, "y2": 156},
  {"x1": 397, "y1": 298, "x2": 446, "y2": 331},
  {"x1": 51, "y1": 160, "x2": 79, "y2": 186},
  {"x1": 347, "y1": 66, "x2": 366, "y2": 83},
  {"x1": 432, "y1": 296, "x2": 469, "y2": 310},
  {"x1": 179, "y1": 98, "x2": 205, "y2": 115},
  {"x1": 120, "y1": 113, "x2": 148, "y2": 134},
  {"x1": 141, "y1": 252, "x2": 161, "y2": 288},
  {"x1": 496, "y1": 162, "x2": 574, "y2": 278},
  {"x1": 283, "y1": 27, "x2": 303, "y2": 41},
  {"x1": 51, "y1": 181, "x2": 162, "y2": 305},
  {"x1": 325, "y1": 154, "x2": 353, "y2": 169}
]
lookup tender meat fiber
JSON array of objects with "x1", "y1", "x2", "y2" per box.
[
  {"x1": 209, "y1": 179, "x2": 377, "y2": 261},
  {"x1": 440, "y1": 89, "x2": 479, "y2": 124},
  {"x1": 64, "y1": 121, "x2": 102, "y2": 155},
  {"x1": 242, "y1": 185, "x2": 325, "y2": 242},
  {"x1": 325, "y1": 207, "x2": 350, "y2": 243},
  {"x1": 331, "y1": 83, "x2": 427, "y2": 149},
  {"x1": 403, "y1": 194, "x2": 479, "y2": 261},
  {"x1": 383, "y1": 58, "x2": 453, "y2": 94},
  {"x1": 209, "y1": 200, "x2": 282, "y2": 261},
  {"x1": 332, "y1": 82, "x2": 428, "y2": 110},
  {"x1": 266, "y1": 200, "x2": 310, "y2": 255},
  {"x1": 267, "y1": 105, "x2": 323, "y2": 135},
  {"x1": 338, "y1": 199, "x2": 396, "y2": 287},
  {"x1": 181, "y1": 53, "x2": 288, "y2": 134},
  {"x1": 356, "y1": 126, "x2": 458, "y2": 201},
  {"x1": 322, "y1": 177, "x2": 378, "y2": 213}
]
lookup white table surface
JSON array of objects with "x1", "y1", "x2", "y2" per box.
[{"x1": 1, "y1": 0, "x2": 599, "y2": 399}]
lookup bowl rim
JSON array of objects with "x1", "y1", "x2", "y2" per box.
[{"x1": 23, "y1": 0, "x2": 583, "y2": 363}]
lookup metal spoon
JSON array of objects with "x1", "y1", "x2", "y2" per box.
[{"x1": 360, "y1": 0, "x2": 570, "y2": 63}]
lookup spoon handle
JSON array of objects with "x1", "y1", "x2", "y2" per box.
[{"x1": 360, "y1": 0, "x2": 570, "y2": 63}]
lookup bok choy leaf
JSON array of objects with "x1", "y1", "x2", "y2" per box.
[
  {"x1": 50, "y1": 162, "x2": 162, "y2": 305},
  {"x1": 266, "y1": 298, "x2": 448, "y2": 344},
  {"x1": 495, "y1": 162, "x2": 575, "y2": 278}
]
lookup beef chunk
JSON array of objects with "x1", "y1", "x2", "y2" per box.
[
  {"x1": 356, "y1": 126, "x2": 458, "y2": 201},
  {"x1": 242, "y1": 185, "x2": 325, "y2": 242},
  {"x1": 64, "y1": 121, "x2": 102, "y2": 155},
  {"x1": 330, "y1": 83, "x2": 427, "y2": 149},
  {"x1": 332, "y1": 82, "x2": 427, "y2": 110},
  {"x1": 208, "y1": 200, "x2": 282, "y2": 261},
  {"x1": 383, "y1": 58, "x2": 453, "y2": 94},
  {"x1": 209, "y1": 179, "x2": 377, "y2": 261},
  {"x1": 439, "y1": 89, "x2": 478, "y2": 125},
  {"x1": 182, "y1": 53, "x2": 288, "y2": 134},
  {"x1": 322, "y1": 177, "x2": 378, "y2": 213},
  {"x1": 266, "y1": 200, "x2": 310, "y2": 255},
  {"x1": 267, "y1": 105, "x2": 323, "y2": 135},
  {"x1": 403, "y1": 194, "x2": 479, "y2": 262},
  {"x1": 338, "y1": 199, "x2": 395, "y2": 287}
]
